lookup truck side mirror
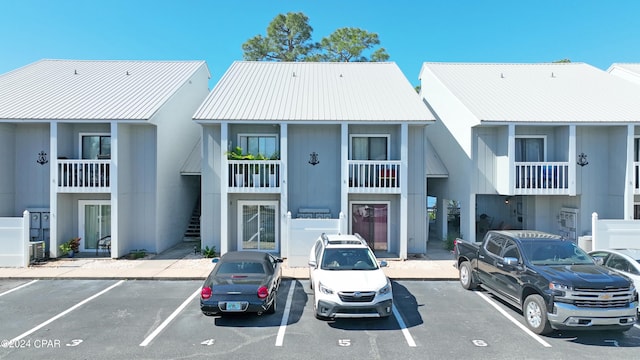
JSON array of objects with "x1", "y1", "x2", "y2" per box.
[{"x1": 503, "y1": 257, "x2": 519, "y2": 266}]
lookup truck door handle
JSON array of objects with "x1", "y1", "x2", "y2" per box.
[
  {"x1": 496, "y1": 263, "x2": 504, "y2": 268},
  {"x1": 478, "y1": 255, "x2": 485, "y2": 259}
]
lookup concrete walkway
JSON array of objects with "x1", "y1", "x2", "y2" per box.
[{"x1": 0, "y1": 241, "x2": 458, "y2": 281}]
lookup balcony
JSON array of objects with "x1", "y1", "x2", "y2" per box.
[
  {"x1": 349, "y1": 160, "x2": 401, "y2": 193},
  {"x1": 228, "y1": 160, "x2": 281, "y2": 193},
  {"x1": 57, "y1": 159, "x2": 110, "y2": 192},
  {"x1": 514, "y1": 162, "x2": 570, "y2": 195}
]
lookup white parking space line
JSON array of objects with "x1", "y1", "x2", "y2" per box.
[
  {"x1": 275, "y1": 281, "x2": 296, "y2": 346},
  {"x1": 0, "y1": 280, "x2": 38, "y2": 297},
  {"x1": 475, "y1": 292, "x2": 551, "y2": 348},
  {"x1": 392, "y1": 304, "x2": 416, "y2": 347},
  {"x1": 635, "y1": 323, "x2": 640, "y2": 330},
  {"x1": 140, "y1": 287, "x2": 201, "y2": 347},
  {"x1": 9, "y1": 280, "x2": 124, "y2": 344}
]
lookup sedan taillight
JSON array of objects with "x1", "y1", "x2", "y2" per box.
[
  {"x1": 201, "y1": 286, "x2": 212, "y2": 300},
  {"x1": 257, "y1": 286, "x2": 269, "y2": 299}
]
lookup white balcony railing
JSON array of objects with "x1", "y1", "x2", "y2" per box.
[
  {"x1": 57, "y1": 159, "x2": 110, "y2": 192},
  {"x1": 228, "y1": 160, "x2": 281, "y2": 192},
  {"x1": 348, "y1": 160, "x2": 401, "y2": 193},
  {"x1": 514, "y1": 162, "x2": 569, "y2": 194}
]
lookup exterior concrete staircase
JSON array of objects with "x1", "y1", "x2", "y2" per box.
[{"x1": 183, "y1": 197, "x2": 201, "y2": 242}]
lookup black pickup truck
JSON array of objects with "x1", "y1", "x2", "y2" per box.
[{"x1": 454, "y1": 230, "x2": 637, "y2": 334}]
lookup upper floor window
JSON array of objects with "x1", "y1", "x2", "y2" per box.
[
  {"x1": 239, "y1": 134, "x2": 278, "y2": 158},
  {"x1": 634, "y1": 137, "x2": 640, "y2": 162},
  {"x1": 350, "y1": 135, "x2": 389, "y2": 160},
  {"x1": 515, "y1": 136, "x2": 545, "y2": 162},
  {"x1": 81, "y1": 134, "x2": 110, "y2": 159}
]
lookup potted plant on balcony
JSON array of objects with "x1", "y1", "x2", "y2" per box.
[{"x1": 226, "y1": 147, "x2": 247, "y2": 187}]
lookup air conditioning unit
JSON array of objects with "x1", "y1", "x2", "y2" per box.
[{"x1": 30, "y1": 241, "x2": 45, "y2": 262}]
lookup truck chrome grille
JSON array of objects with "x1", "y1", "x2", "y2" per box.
[{"x1": 565, "y1": 287, "x2": 633, "y2": 308}]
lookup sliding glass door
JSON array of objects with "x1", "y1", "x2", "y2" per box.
[
  {"x1": 79, "y1": 200, "x2": 111, "y2": 252},
  {"x1": 238, "y1": 201, "x2": 278, "y2": 252}
]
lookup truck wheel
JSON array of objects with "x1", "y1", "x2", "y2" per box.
[
  {"x1": 459, "y1": 261, "x2": 477, "y2": 290},
  {"x1": 523, "y1": 295, "x2": 552, "y2": 335}
]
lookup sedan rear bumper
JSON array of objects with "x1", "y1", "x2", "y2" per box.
[{"x1": 201, "y1": 299, "x2": 270, "y2": 314}]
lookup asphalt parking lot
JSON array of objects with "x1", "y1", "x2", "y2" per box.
[{"x1": 0, "y1": 279, "x2": 639, "y2": 360}]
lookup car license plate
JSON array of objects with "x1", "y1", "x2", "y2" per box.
[{"x1": 226, "y1": 302, "x2": 242, "y2": 311}]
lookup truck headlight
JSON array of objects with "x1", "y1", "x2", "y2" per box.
[
  {"x1": 549, "y1": 282, "x2": 572, "y2": 296},
  {"x1": 549, "y1": 282, "x2": 572, "y2": 291},
  {"x1": 319, "y1": 282, "x2": 334, "y2": 295}
]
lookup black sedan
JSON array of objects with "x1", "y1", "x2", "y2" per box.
[{"x1": 200, "y1": 251, "x2": 282, "y2": 316}]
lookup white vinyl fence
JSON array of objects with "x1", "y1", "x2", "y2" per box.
[
  {"x1": 284, "y1": 212, "x2": 345, "y2": 267},
  {"x1": 0, "y1": 211, "x2": 30, "y2": 267},
  {"x1": 589, "y1": 212, "x2": 640, "y2": 251}
]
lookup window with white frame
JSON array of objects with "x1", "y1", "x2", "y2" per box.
[
  {"x1": 350, "y1": 135, "x2": 389, "y2": 160},
  {"x1": 81, "y1": 134, "x2": 111, "y2": 159},
  {"x1": 238, "y1": 134, "x2": 278, "y2": 158},
  {"x1": 515, "y1": 136, "x2": 545, "y2": 162}
]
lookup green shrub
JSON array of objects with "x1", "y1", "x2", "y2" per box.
[{"x1": 202, "y1": 245, "x2": 217, "y2": 258}]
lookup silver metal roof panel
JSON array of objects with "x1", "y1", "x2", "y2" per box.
[
  {"x1": 0, "y1": 59, "x2": 209, "y2": 121},
  {"x1": 194, "y1": 61, "x2": 435, "y2": 122}
]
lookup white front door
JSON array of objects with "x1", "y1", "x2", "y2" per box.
[
  {"x1": 79, "y1": 200, "x2": 111, "y2": 253},
  {"x1": 237, "y1": 201, "x2": 278, "y2": 252}
]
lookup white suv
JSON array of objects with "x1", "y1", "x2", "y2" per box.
[{"x1": 308, "y1": 233, "x2": 393, "y2": 319}]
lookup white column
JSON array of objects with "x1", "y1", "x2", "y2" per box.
[
  {"x1": 568, "y1": 125, "x2": 576, "y2": 196},
  {"x1": 280, "y1": 124, "x2": 288, "y2": 257},
  {"x1": 507, "y1": 124, "x2": 515, "y2": 193},
  {"x1": 220, "y1": 123, "x2": 228, "y2": 256},
  {"x1": 341, "y1": 123, "x2": 349, "y2": 233},
  {"x1": 110, "y1": 121, "x2": 118, "y2": 258},
  {"x1": 400, "y1": 124, "x2": 408, "y2": 259},
  {"x1": 624, "y1": 125, "x2": 634, "y2": 219}
]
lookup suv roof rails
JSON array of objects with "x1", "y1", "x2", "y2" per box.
[{"x1": 321, "y1": 232, "x2": 368, "y2": 246}]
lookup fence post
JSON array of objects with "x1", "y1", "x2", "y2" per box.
[{"x1": 22, "y1": 210, "x2": 30, "y2": 267}]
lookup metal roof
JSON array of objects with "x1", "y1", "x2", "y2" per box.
[
  {"x1": 420, "y1": 62, "x2": 640, "y2": 123},
  {"x1": 426, "y1": 138, "x2": 448, "y2": 178},
  {"x1": 0, "y1": 59, "x2": 209, "y2": 121},
  {"x1": 609, "y1": 63, "x2": 640, "y2": 74},
  {"x1": 194, "y1": 61, "x2": 435, "y2": 122}
]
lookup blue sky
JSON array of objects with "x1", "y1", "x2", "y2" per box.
[{"x1": 2, "y1": 1, "x2": 639, "y2": 87}]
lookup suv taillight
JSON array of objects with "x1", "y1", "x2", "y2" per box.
[
  {"x1": 257, "y1": 286, "x2": 269, "y2": 299},
  {"x1": 201, "y1": 286, "x2": 212, "y2": 300}
]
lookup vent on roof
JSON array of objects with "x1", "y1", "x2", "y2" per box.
[
  {"x1": 74, "y1": 70, "x2": 78, "y2": 75},
  {"x1": 500, "y1": 73, "x2": 504, "y2": 78}
]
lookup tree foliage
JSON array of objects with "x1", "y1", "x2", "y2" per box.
[
  {"x1": 311, "y1": 27, "x2": 389, "y2": 62},
  {"x1": 242, "y1": 13, "x2": 388, "y2": 62},
  {"x1": 242, "y1": 12, "x2": 317, "y2": 61}
]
